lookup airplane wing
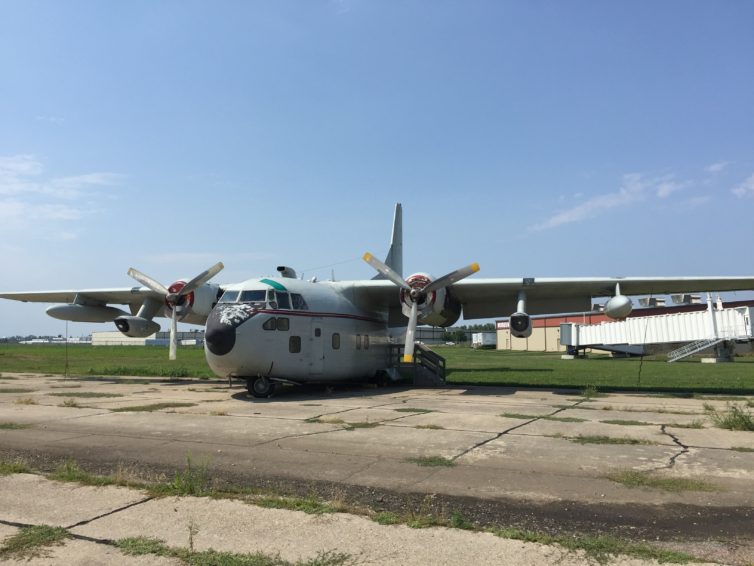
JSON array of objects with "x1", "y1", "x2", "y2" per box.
[
  {"x1": 0, "y1": 288, "x2": 163, "y2": 316},
  {"x1": 0, "y1": 288, "x2": 159, "y2": 306},
  {"x1": 453, "y1": 276, "x2": 754, "y2": 318},
  {"x1": 349, "y1": 276, "x2": 754, "y2": 320}
]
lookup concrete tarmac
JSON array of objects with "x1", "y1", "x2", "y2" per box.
[{"x1": 0, "y1": 373, "x2": 753, "y2": 564}]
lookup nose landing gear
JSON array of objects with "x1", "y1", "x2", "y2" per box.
[{"x1": 246, "y1": 376, "x2": 276, "y2": 398}]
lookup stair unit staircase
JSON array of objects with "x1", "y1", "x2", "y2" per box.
[
  {"x1": 389, "y1": 343, "x2": 446, "y2": 386},
  {"x1": 666, "y1": 337, "x2": 729, "y2": 363}
]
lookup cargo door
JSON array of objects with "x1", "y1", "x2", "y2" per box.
[{"x1": 309, "y1": 318, "x2": 324, "y2": 376}]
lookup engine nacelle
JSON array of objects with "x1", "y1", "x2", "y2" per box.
[
  {"x1": 605, "y1": 295, "x2": 632, "y2": 319},
  {"x1": 401, "y1": 272, "x2": 461, "y2": 327},
  {"x1": 510, "y1": 312, "x2": 532, "y2": 338},
  {"x1": 47, "y1": 304, "x2": 128, "y2": 323},
  {"x1": 114, "y1": 316, "x2": 161, "y2": 338},
  {"x1": 163, "y1": 282, "x2": 221, "y2": 321}
]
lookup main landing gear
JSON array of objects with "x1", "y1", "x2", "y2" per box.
[{"x1": 246, "y1": 376, "x2": 276, "y2": 398}]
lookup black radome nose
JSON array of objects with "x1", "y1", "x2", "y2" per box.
[{"x1": 205, "y1": 318, "x2": 236, "y2": 356}]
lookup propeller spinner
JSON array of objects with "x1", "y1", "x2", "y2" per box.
[
  {"x1": 363, "y1": 253, "x2": 479, "y2": 362},
  {"x1": 127, "y1": 262, "x2": 224, "y2": 360}
]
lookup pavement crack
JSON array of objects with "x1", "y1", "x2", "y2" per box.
[
  {"x1": 651, "y1": 424, "x2": 690, "y2": 471},
  {"x1": 64, "y1": 496, "x2": 154, "y2": 529},
  {"x1": 451, "y1": 399, "x2": 587, "y2": 461}
]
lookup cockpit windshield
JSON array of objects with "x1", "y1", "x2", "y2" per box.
[
  {"x1": 239, "y1": 290, "x2": 267, "y2": 304},
  {"x1": 218, "y1": 290, "x2": 239, "y2": 303}
]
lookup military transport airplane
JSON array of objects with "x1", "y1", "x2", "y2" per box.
[{"x1": 3, "y1": 203, "x2": 754, "y2": 397}]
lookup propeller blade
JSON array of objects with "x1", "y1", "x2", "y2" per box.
[
  {"x1": 127, "y1": 268, "x2": 169, "y2": 295},
  {"x1": 403, "y1": 301, "x2": 419, "y2": 363},
  {"x1": 363, "y1": 252, "x2": 410, "y2": 290},
  {"x1": 180, "y1": 262, "x2": 225, "y2": 296},
  {"x1": 423, "y1": 262, "x2": 480, "y2": 294},
  {"x1": 169, "y1": 307, "x2": 177, "y2": 361}
]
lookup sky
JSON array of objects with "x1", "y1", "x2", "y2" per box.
[{"x1": 1, "y1": 0, "x2": 753, "y2": 336}]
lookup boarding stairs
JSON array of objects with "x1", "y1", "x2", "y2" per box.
[
  {"x1": 667, "y1": 337, "x2": 728, "y2": 363},
  {"x1": 389, "y1": 343, "x2": 446, "y2": 386}
]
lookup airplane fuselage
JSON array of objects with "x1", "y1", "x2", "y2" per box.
[{"x1": 204, "y1": 277, "x2": 393, "y2": 383}]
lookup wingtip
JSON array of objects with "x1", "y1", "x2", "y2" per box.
[
  {"x1": 471, "y1": 262, "x2": 480, "y2": 273},
  {"x1": 363, "y1": 252, "x2": 373, "y2": 262}
]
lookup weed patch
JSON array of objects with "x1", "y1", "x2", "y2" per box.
[
  {"x1": 373, "y1": 511, "x2": 401, "y2": 525},
  {"x1": 606, "y1": 470, "x2": 717, "y2": 492},
  {"x1": 50, "y1": 459, "x2": 114, "y2": 486},
  {"x1": 500, "y1": 412, "x2": 586, "y2": 422},
  {"x1": 0, "y1": 388, "x2": 35, "y2": 393},
  {"x1": 600, "y1": 420, "x2": 653, "y2": 426},
  {"x1": 705, "y1": 403, "x2": 754, "y2": 431},
  {"x1": 14, "y1": 397, "x2": 37, "y2": 405},
  {"x1": 666, "y1": 419, "x2": 705, "y2": 429},
  {"x1": 150, "y1": 456, "x2": 212, "y2": 496},
  {"x1": 393, "y1": 408, "x2": 434, "y2": 413},
  {"x1": 731, "y1": 446, "x2": 754, "y2": 452},
  {"x1": 112, "y1": 402, "x2": 196, "y2": 412},
  {"x1": 0, "y1": 422, "x2": 32, "y2": 430},
  {"x1": 491, "y1": 528, "x2": 696, "y2": 563},
  {"x1": 0, "y1": 525, "x2": 68, "y2": 561},
  {"x1": 255, "y1": 495, "x2": 338, "y2": 515},
  {"x1": 415, "y1": 424, "x2": 445, "y2": 430},
  {"x1": 0, "y1": 458, "x2": 32, "y2": 475},
  {"x1": 115, "y1": 536, "x2": 353, "y2": 565},
  {"x1": 567, "y1": 435, "x2": 656, "y2": 445},
  {"x1": 344, "y1": 422, "x2": 380, "y2": 430},
  {"x1": 406, "y1": 455, "x2": 456, "y2": 467},
  {"x1": 60, "y1": 398, "x2": 81, "y2": 408},
  {"x1": 582, "y1": 384, "x2": 606, "y2": 399},
  {"x1": 305, "y1": 416, "x2": 345, "y2": 425}
]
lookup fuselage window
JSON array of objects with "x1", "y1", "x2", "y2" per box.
[
  {"x1": 314, "y1": 328, "x2": 321, "y2": 337},
  {"x1": 276, "y1": 292, "x2": 291, "y2": 310},
  {"x1": 262, "y1": 318, "x2": 277, "y2": 331},
  {"x1": 289, "y1": 336, "x2": 301, "y2": 353},
  {"x1": 291, "y1": 293, "x2": 309, "y2": 310},
  {"x1": 239, "y1": 290, "x2": 266, "y2": 304},
  {"x1": 356, "y1": 334, "x2": 361, "y2": 350},
  {"x1": 219, "y1": 290, "x2": 239, "y2": 303},
  {"x1": 332, "y1": 333, "x2": 340, "y2": 350},
  {"x1": 277, "y1": 317, "x2": 290, "y2": 331},
  {"x1": 364, "y1": 335, "x2": 370, "y2": 350}
]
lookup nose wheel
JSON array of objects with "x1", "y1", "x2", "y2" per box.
[{"x1": 246, "y1": 377, "x2": 276, "y2": 398}]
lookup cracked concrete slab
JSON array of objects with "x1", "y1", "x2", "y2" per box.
[
  {"x1": 1, "y1": 374, "x2": 753, "y2": 564},
  {"x1": 0, "y1": 474, "x2": 149, "y2": 527}
]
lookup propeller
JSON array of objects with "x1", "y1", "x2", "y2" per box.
[
  {"x1": 363, "y1": 252, "x2": 479, "y2": 362},
  {"x1": 127, "y1": 262, "x2": 224, "y2": 360}
]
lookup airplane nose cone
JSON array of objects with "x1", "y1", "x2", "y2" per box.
[{"x1": 205, "y1": 317, "x2": 236, "y2": 356}]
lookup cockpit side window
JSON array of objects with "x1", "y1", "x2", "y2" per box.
[
  {"x1": 291, "y1": 293, "x2": 308, "y2": 310},
  {"x1": 239, "y1": 290, "x2": 266, "y2": 304},
  {"x1": 219, "y1": 290, "x2": 239, "y2": 303},
  {"x1": 276, "y1": 292, "x2": 291, "y2": 310}
]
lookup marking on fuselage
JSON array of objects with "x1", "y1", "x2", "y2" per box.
[{"x1": 259, "y1": 278, "x2": 288, "y2": 291}]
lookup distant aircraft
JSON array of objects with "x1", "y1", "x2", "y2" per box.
[{"x1": 3, "y1": 204, "x2": 754, "y2": 397}]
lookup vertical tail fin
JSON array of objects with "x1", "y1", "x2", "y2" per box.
[{"x1": 372, "y1": 203, "x2": 403, "y2": 280}]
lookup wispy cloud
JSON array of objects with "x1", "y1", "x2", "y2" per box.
[
  {"x1": 531, "y1": 173, "x2": 685, "y2": 231},
  {"x1": 0, "y1": 154, "x2": 121, "y2": 237},
  {"x1": 731, "y1": 173, "x2": 754, "y2": 198},
  {"x1": 705, "y1": 161, "x2": 730, "y2": 174}
]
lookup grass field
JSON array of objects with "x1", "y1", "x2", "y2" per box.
[{"x1": 1, "y1": 344, "x2": 753, "y2": 393}]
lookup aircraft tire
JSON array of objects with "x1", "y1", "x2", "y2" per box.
[{"x1": 247, "y1": 377, "x2": 275, "y2": 398}]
